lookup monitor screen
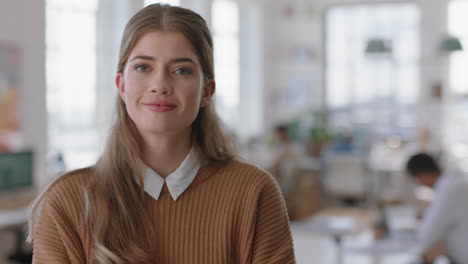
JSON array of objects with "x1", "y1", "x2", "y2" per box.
[{"x1": 0, "y1": 151, "x2": 33, "y2": 191}]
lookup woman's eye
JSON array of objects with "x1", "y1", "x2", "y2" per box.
[
  {"x1": 174, "y1": 67, "x2": 192, "y2": 75},
  {"x1": 135, "y1": 64, "x2": 149, "y2": 72}
]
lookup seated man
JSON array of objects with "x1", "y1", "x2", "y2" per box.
[{"x1": 406, "y1": 153, "x2": 468, "y2": 263}]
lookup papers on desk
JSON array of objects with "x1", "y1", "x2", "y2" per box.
[
  {"x1": 295, "y1": 215, "x2": 357, "y2": 236},
  {"x1": 294, "y1": 208, "x2": 377, "y2": 237},
  {"x1": 294, "y1": 215, "x2": 373, "y2": 238},
  {"x1": 293, "y1": 206, "x2": 420, "y2": 262},
  {"x1": 349, "y1": 236, "x2": 418, "y2": 255}
]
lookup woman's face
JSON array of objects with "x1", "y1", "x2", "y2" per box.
[{"x1": 116, "y1": 31, "x2": 214, "y2": 137}]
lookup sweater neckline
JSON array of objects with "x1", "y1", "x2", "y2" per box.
[{"x1": 192, "y1": 160, "x2": 226, "y2": 185}]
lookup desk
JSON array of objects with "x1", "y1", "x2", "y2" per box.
[
  {"x1": 0, "y1": 192, "x2": 35, "y2": 263},
  {"x1": 348, "y1": 237, "x2": 418, "y2": 264},
  {"x1": 349, "y1": 204, "x2": 420, "y2": 264},
  {"x1": 294, "y1": 208, "x2": 377, "y2": 264},
  {"x1": 0, "y1": 208, "x2": 28, "y2": 228},
  {"x1": 0, "y1": 192, "x2": 34, "y2": 227}
]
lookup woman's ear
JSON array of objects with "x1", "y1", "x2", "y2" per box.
[
  {"x1": 200, "y1": 80, "x2": 215, "y2": 108},
  {"x1": 116, "y1": 73, "x2": 126, "y2": 103}
]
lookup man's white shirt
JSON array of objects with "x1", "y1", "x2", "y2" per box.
[{"x1": 418, "y1": 170, "x2": 468, "y2": 263}]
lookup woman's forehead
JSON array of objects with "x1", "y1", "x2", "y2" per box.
[{"x1": 129, "y1": 31, "x2": 199, "y2": 63}]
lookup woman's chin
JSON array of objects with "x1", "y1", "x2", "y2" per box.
[{"x1": 139, "y1": 125, "x2": 190, "y2": 137}]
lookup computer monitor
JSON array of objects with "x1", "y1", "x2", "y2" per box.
[
  {"x1": 0, "y1": 151, "x2": 34, "y2": 262},
  {"x1": 0, "y1": 151, "x2": 33, "y2": 192}
]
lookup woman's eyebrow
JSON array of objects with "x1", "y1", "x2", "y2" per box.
[
  {"x1": 129, "y1": 55, "x2": 155, "y2": 61},
  {"x1": 129, "y1": 55, "x2": 196, "y2": 65},
  {"x1": 170, "y1": 57, "x2": 196, "y2": 64}
]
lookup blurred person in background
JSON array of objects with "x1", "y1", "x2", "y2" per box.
[
  {"x1": 406, "y1": 153, "x2": 468, "y2": 264},
  {"x1": 268, "y1": 125, "x2": 299, "y2": 199}
]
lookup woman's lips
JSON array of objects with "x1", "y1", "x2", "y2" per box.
[{"x1": 143, "y1": 103, "x2": 177, "y2": 112}]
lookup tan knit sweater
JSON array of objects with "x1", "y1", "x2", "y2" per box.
[{"x1": 32, "y1": 159, "x2": 296, "y2": 263}]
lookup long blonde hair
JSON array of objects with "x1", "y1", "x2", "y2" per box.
[{"x1": 28, "y1": 4, "x2": 236, "y2": 263}]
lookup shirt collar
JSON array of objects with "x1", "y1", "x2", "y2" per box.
[{"x1": 142, "y1": 147, "x2": 201, "y2": 200}]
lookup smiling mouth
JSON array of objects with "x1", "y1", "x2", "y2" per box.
[{"x1": 143, "y1": 103, "x2": 177, "y2": 112}]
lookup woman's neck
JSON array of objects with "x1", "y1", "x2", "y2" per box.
[{"x1": 140, "y1": 129, "x2": 192, "y2": 178}]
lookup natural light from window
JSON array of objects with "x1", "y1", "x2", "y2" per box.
[
  {"x1": 446, "y1": 0, "x2": 468, "y2": 159},
  {"x1": 212, "y1": 0, "x2": 240, "y2": 129},
  {"x1": 46, "y1": 0, "x2": 99, "y2": 171},
  {"x1": 325, "y1": 3, "x2": 420, "y2": 134},
  {"x1": 448, "y1": 0, "x2": 468, "y2": 94}
]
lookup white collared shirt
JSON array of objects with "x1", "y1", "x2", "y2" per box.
[
  {"x1": 418, "y1": 170, "x2": 468, "y2": 263},
  {"x1": 141, "y1": 147, "x2": 201, "y2": 200}
]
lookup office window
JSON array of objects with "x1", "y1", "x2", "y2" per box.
[
  {"x1": 145, "y1": 0, "x2": 180, "y2": 6},
  {"x1": 446, "y1": 0, "x2": 468, "y2": 158},
  {"x1": 448, "y1": 0, "x2": 468, "y2": 94},
  {"x1": 212, "y1": 0, "x2": 240, "y2": 129},
  {"x1": 325, "y1": 4, "x2": 420, "y2": 136},
  {"x1": 46, "y1": 0, "x2": 99, "y2": 169}
]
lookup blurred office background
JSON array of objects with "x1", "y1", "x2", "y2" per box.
[{"x1": 1, "y1": 0, "x2": 468, "y2": 263}]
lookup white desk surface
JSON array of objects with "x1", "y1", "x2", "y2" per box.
[
  {"x1": 0, "y1": 192, "x2": 35, "y2": 229},
  {"x1": 348, "y1": 237, "x2": 418, "y2": 255},
  {"x1": 293, "y1": 208, "x2": 377, "y2": 237},
  {"x1": 0, "y1": 207, "x2": 28, "y2": 229}
]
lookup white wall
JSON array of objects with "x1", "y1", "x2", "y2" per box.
[
  {"x1": 182, "y1": 0, "x2": 213, "y2": 24},
  {"x1": 238, "y1": 1, "x2": 265, "y2": 140},
  {"x1": 0, "y1": 1, "x2": 47, "y2": 188},
  {"x1": 96, "y1": 0, "x2": 143, "y2": 145},
  {"x1": 262, "y1": 0, "x2": 323, "y2": 131}
]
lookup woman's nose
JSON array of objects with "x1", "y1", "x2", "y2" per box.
[{"x1": 149, "y1": 71, "x2": 173, "y2": 94}]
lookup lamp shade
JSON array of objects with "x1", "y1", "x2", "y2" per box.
[
  {"x1": 365, "y1": 38, "x2": 392, "y2": 54},
  {"x1": 440, "y1": 36, "x2": 463, "y2": 52}
]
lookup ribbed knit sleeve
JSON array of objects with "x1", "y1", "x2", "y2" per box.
[
  {"x1": 250, "y1": 174, "x2": 295, "y2": 263},
  {"x1": 33, "y1": 196, "x2": 73, "y2": 264},
  {"x1": 32, "y1": 173, "x2": 89, "y2": 264}
]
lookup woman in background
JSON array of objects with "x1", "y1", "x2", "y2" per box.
[{"x1": 28, "y1": 4, "x2": 295, "y2": 264}]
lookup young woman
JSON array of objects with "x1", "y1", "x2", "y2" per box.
[{"x1": 28, "y1": 4, "x2": 295, "y2": 264}]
